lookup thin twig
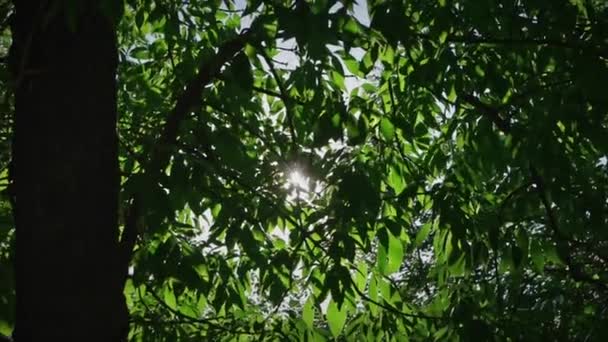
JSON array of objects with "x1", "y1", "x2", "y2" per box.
[
  {"x1": 258, "y1": 48, "x2": 298, "y2": 150},
  {"x1": 349, "y1": 276, "x2": 444, "y2": 321},
  {"x1": 147, "y1": 287, "x2": 253, "y2": 335}
]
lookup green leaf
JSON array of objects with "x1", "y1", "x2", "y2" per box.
[
  {"x1": 355, "y1": 262, "x2": 368, "y2": 292},
  {"x1": 380, "y1": 118, "x2": 395, "y2": 140},
  {"x1": 326, "y1": 299, "x2": 347, "y2": 338},
  {"x1": 303, "y1": 296, "x2": 314, "y2": 329},
  {"x1": 415, "y1": 222, "x2": 432, "y2": 246},
  {"x1": 343, "y1": 57, "x2": 360, "y2": 75},
  {"x1": 0, "y1": 320, "x2": 12, "y2": 337},
  {"x1": 331, "y1": 70, "x2": 345, "y2": 90},
  {"x1": 367, "y1": 275, "x2": 379, "y2": 316},
  {"x1": 164, "y1": 286, "x2": 177, "y2": 311},
  {"x1": 381, "y1": 45, "x2": 395, "y2": 65},
  {"x1": 343, "y1": 17, "x2": 360, "y2": 34},
  {"x1": 376, "y1": 240, "x2": 388, "y2": 274},
  {"x1": 387, "y1": 164, "x2": 405, "y2": 195},
  {"x1": 378, "y1": 277, "x2": 391, "y2": 303},
  {"x1": 386, "y1": 230, "x2": 404, "y2": 274}
]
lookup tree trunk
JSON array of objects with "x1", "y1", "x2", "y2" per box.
[{"x1": 10, "y1": 1, "x2": 127, "y2": 340}]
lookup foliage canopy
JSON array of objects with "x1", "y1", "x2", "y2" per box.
[{"x1": 1, "y1": 0, "x2": 608, "y2": 340}]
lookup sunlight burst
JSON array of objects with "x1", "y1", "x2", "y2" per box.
[{"x1": 288, "y1": 169, "x2": 310, "y2": 192}]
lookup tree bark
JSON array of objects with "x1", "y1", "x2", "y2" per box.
[{"x1": 10, "y1": 1, "x2": 127, "y2": 340}]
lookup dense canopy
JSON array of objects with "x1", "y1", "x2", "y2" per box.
[{"x1": 1, "y1": 0, "x2": 608, "y2": 340}]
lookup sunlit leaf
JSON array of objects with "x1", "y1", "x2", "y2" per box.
[
  {"x1": 303, "y1": 296, "x2": 314, "y2": 329},
  {"x1": 380, "y1": 118, "x2": 395, "y2": 140},
  {"x1": 326, "y1": 299, "x2": 347, "y2": 338}
]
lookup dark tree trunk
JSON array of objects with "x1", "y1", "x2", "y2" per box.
[{"x1": 10, "y1": 1, "x2": 127, "y2": 340}]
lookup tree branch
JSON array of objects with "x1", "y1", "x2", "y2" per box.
[
  {"x1": 148, "y1": 32, "x2": 251, "y2": 174},
  {"x1": 119, "y1": 31, "x2": 251, "y2": 281},
  {"x1": 251, "y1": 85, "x2": 306, "y2": 105}
]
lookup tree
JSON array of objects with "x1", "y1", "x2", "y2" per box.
[
  {"x1": 6, "y1": 0, "x2": 127, "y2": 340},
  {"x1": 1, "y1": 0, "x2": 607, "y2": 341}
]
